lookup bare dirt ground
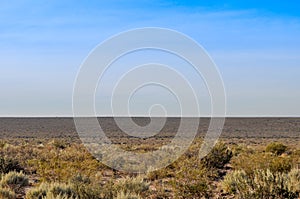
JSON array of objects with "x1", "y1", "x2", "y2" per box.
[{"x1": 0, "y1": 117, "x2": 299, "y2": 139}]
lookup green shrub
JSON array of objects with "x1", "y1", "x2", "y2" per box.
[
  {"x1": 266, "y1": 142, "x2": 287, "y2": 155},
  {"x1": 201, "y1": 142, "x2": 233, "y2": 169},
  {"x1": 0, "y1": 156, "x2": 23, "y2": 173},
  {"x1": 0, "y1": 187, "x2": 16, "y2": 199}
]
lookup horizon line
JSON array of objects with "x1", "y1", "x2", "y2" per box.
[{"x1": 0, "y1": 115, "x2": 300, "y2": 118}]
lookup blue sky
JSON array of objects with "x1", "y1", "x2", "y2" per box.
[{"x1": 1, "y1": 0, "x2": 300, "y2": 116}]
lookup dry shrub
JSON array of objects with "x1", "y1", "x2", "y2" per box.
[
  {"x1": 172, "y1": 158, "x2": 212, "y2": 199},
  {"x1": 0, "y1": 187, "x2": 16, "y2": 199},
  {"x1": 269, "y1": 156, "x2": 292, "y2": 173},
  {"x1": 231, "y1": 152, "x2": 292, "y2": 175},
  {"x1": 26, "y1": 176, "x2": 149, "y2": 199},
  {"x1": 113, "y1": 176, "x2": 149, "y2": 196},
  {"x1": 0, "y1": 140, "x2": 7, "y2": 149},
  {"x1": 27, "y1": 143, "x2": 102, "y2": 182},
  {"x1": 201, "y1": 142, "x2": 233, "y2": 169},
  {"x1": 70, "y1": 174, "x2": 100, "y2": 199},
  {"x1": 147, "y1": 166, "x2": 174, "y2": 181},
  {"x1": 39, "y1": 193, "x2": 77, "y2": 199},
  {"x1": 26, "y1": 183, "x2": 47, "y2": 199},
  {"x1": 0, "y1": 156, "x2": 23, "y2": 174},
  {"x1": 101, "y1": 176, "x2": 149, "y2": 199},
  {"x1": 0, "y1": 171, "x2": 29, "y2": 194},
  {"x1": 288, "y1": 168, "x2": 300, "y2": 194},
  {"x1": 266, "y1": 142, "x2": 288, "y2": 156},
  {"x1": 222, "y1": 170, "x2": 249, "y2": 195},
  {"x1": 26, "y1": 182, "x2": 76, "y2": 199},
  {"x1": 222, "y1": 169, "x2": 300, "y2": 199},
  {"x1": 115, "y1": 191, "x2": 141, "y2": 199},
  {"x1": 26, "y1": 176, "x2": 101, "y2": 199}
]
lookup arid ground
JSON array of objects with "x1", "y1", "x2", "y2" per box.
[
  {"x1": 1, "y1": 117, "x2": 300, "y2": 138},
  {"x1": 0, "y1": 118, "x2": 299, "y2": 198}
]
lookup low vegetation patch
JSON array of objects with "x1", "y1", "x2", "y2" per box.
[
  {"x1": 0, "y1": 156, "x2": 23, "y2": 174},
  {"x1": 0, "y1": 187, "x2": 16, "y2": 199},
  {"x1": 0, "y1": 138, "x2": 298, "y2": 198},
  {"x1": 201, "y1": 142, "x2": 233, "y2": 169},
  {"x1": 266, "y1": 142, "x2": 288, "y2": 155},
  {"x1": 222, "y1": 168, "x2": 300, "y2": 198}
]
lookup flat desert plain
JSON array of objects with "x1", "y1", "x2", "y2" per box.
[{"x1": 0, "y1": 118, "x2": 299, "y2": 199}]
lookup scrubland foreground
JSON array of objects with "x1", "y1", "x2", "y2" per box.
[{"x1": 0, "y1": 137, "x2": 299, "y2": 199}]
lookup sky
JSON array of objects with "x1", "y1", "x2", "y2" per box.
[{"x1": 0, "y1": 0, "x2": 300, "y2": 116}]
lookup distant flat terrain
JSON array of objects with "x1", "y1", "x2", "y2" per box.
[{"x1": 0, "y1": 117, "x2": 299, "y2": 139}]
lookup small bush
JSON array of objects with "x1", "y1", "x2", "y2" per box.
[
  {"x1": 222, "y1": 170, "x2": 250, "y2": 195},
  {"x1": 0, "y1": 187, "x2": 16, "y2": 199},
  {"x1": 41, "y1": 193, "x2": 76, "y2": 199},
  {"x1": 70, "y1": 174, "x2": 100, "y2": 199},
  {"x1": 26, "y1": 180, "x2": 101, "y2": 199},
  {"x1": 222, "y1": 169, "x2": 300, "y2": 198},
  {"x1": 48, "y1": 183, "x2": 75, "y2": 198},
  {"x1": 266, "y1": 142, "x2": 287, "y2": 155},
  {"x1": 101, "y1": 180, "x2": 114, "y2": 199},
  {"x1": 288, "y1": 168, "x2": 300, "y2": 194},
  {"x1": 201, "y1": 142, "x2": 233, "y2": 169},
  {"x1": 0, "y1": 140, "x2": 6, "y2": 148},
  {"x1": 25, "y1": 183, "x2": 47, "y2": 199},
  {"x1": 1, "y1": 171, "x2": 29, "y2": 193},
  {"x1": 0, "y1": 156, "x2": 23, "y2": 173},
  {"x1": 101, "y1": 176, "x2": 149, "y2": 198},
  {"x1": 51, "y1": 139, "x2": 69, "y2": 150},
  {"x1": 147, "y1": 167, "x2": 173, "y2": 181},
  {"x1": 113, "y1": 176, "x2": 149, "y2": 196},
  {"x1": 269, "y1": 157, "x2": 292, "y2": 173},
  {"x1": 115, "y1": 191, "x2": 141, "y2": 199},
  {"x1": 28, "y1": 143, "x2": 101, "y2": 183},
  {"x1": 172, "y1": 158, "x2": 212, "y2": 199},
  {"x1": 231, "y1": 152, "x2": 292, "y2": 175},
  {"x1": 26, "y1": 182, "x2": 76, "y2": 199}
]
